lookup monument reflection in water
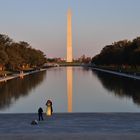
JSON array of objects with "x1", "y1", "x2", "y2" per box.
[
  {"x1": 67, "y1": 67, "x2": 73, "y2": 112},
  {"x1": 1, "y1": 67, "x2": 140, "y2": 113}
]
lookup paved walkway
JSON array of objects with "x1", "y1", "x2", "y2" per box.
[
  {"x1": 0, "y1": 69, "x2": 46, "y2": 83},
  {"x1": 91, "y1": 67, "x2": 140, "y2": 80},
  {"x1": 0, "y1": 113, "x2": 140, "y2": 139}
]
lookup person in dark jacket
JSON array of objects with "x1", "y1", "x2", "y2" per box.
[{"x1": 38, "y1": 107, "x2": 44, "y2": 121}]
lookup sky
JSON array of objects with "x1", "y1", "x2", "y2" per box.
[{"x1": 0, "y1": 0, "x2": 140, "y2": 58}]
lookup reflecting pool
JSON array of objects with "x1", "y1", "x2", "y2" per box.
[{"x1": 0, "y1": 67, "x2": 140, "y2": 113}]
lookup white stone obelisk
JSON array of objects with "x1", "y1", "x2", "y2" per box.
[{"x1": 67, "y1": 9, "x2": 73, "y2": 62}]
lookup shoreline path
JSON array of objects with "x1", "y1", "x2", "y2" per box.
[
  {"x1": 90, "y1": 67, "x2": 140, "y2": 80},
  {"x1": 0, "y1": 69, "x2": 46, "y2": 83}
]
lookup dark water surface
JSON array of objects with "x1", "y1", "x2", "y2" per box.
[{"x1": 0, "y1": 67, "x2": 140, "y2": 113}]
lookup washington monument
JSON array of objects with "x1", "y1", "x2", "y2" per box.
[{"x1": 67, "y1": 9, "x2": 73, "y2": 62}]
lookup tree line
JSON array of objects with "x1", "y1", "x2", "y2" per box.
[
  {"x1": 91, "y1": 37, "x2": 140, "y2": 66},
  {"x1": 0, "y1": 34, "x2": 46, "y2": 71}
]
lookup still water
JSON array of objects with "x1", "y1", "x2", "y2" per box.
[{"x1": 0, "y1": 67, "x2": 140, "y2": 113}]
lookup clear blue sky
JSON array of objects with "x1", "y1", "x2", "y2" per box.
[{"x1": 0, "y1": 0, "x2": 140, "y2": 58}]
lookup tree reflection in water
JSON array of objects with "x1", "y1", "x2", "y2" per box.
[
  {"x1": 92, "y1": 70, "x2": 140, "y2": 105},
  {"x1": 0, "y1": 71, "x2": 46, "y2": 110}
]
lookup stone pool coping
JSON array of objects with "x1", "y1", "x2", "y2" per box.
[{"x1": 0, "y1": 113, "x2": 140, "y2": 139}]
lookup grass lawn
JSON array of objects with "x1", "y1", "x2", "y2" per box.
[{"x1": 0, "y1": 71, "x2": 13, "y2": 77}]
